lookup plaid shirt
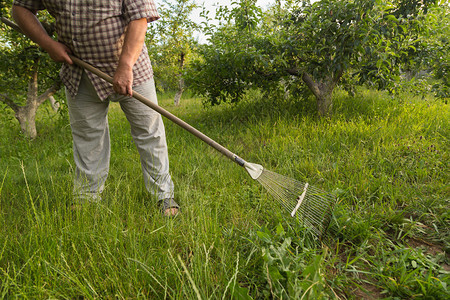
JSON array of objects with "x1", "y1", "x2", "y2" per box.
[{"x1": 13, "y1": 0, "x2": 160, "y2": 100}]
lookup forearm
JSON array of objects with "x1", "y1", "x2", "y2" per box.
[
  {"x1": 113, "y1": 18, "x2": 148, "y2": 96},
  {"x1": 118, "y1": 18, "x2": 148, "y2": 71},
  {"x1": 12, "y1": 5, "x2": 53, "y2": 49}
]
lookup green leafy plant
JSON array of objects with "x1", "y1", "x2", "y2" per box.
[
  {"x1": 255, "y1": 224, "x2": 334, "y2": 299},
  {"x1": 186, "y1": 0, "x2": 446, "y2": 116},
  {"x1": 374, "y1": 241, "x2": 449, "y2": 298}
]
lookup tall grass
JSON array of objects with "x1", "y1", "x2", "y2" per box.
[{"x1": 0, "y1": 89, "x2": 448, "y2": 298}]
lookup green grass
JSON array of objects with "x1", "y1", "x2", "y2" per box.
[{"x1": 0, "y1": 89, "x2": 448, "y2": 299}]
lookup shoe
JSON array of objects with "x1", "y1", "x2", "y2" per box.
[{"x1": 159, "y1": 198, "x2": 180, "y2": 217}]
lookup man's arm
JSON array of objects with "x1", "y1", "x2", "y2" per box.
[
  {"x1": 113, "y1": 18, "x2": 148, "y2": 97},
  {"x1": 11, "y1": 5, "x2": 72, "y2": 64}
]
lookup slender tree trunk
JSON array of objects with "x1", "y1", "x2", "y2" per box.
[
  {"x1": 16, "y1": 62, "x2": 39, "y2": 139},
  {"x1": 174, "y1": 52, "x2": 185, "y2": 106},
  {"x1": 0, "y1": 58, "x2": 61, "y2": 139},
  {"x1": 174, "y1": 77, "x2": 184, "y2": 106},
  {"x1": 302, "y1": 72, "x2": 342, "y2": 117},
  {"x1": 15, "y1": 102, "x2": 38, "y2": 139}
]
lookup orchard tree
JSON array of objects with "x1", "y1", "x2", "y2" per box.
[
  {"x1": 146, "y1": 0, "x2": 199, "y2": 105},
  {"x1": 0, "y1": 3, "x2": 62, "y2": 139},
  {"x1": 424, "y1": 3, "x2": 449, "y2": 99},
  {"x1": 186, "y1": 0, "x2": 442, "y2": 116}
]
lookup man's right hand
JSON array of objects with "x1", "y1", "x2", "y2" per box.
[
  {"x1": 12, "y1": 5, "x2": 73, "y2": 65},
  {"x1": 42, "y1": 40, "x2": 73, "y2": 65}
]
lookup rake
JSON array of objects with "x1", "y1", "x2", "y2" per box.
[
  {"x1": 3, "y1": 16, "x2": 336, "y2": 237},
  {"x1": 69, "y1": 56, "x2": 335, "y2": 237}
]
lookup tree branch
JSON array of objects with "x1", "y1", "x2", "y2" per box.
[
  {"x1": 301, "y1": 72, "x2": 321, "y2": 98},
  {"x1": 0, "y1": 93, "x2": 20, "y2": 113},
  {"x1": 37, "y1": 79, "x2": 62, "y2": 106},
  {"x1": 0, "y1": 17, "x2": 23, "y2": 34},
  {"x1": 286, "y1": 67, "x2": 302, "y2": 77}
]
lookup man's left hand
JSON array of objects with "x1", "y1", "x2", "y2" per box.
[{"x1": 113, "y1": 65, "x2": 133, "y2": 97}]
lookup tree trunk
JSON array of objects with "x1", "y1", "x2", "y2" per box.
[
  {"x1": 15, "y1": 102, "x2": 38, "y2": 139},
  {"x1": 174, "y1": 52, "x2": 185, "y2": 106},
  {"x1": 16, "y1": 62, "x2": 40, "y2": 139},
  {"x1": 48, "y1": 95, "x2": 60, "y2": 112},
  {"x1": 174, "y1": 77, "x2": 184, "y2": 106},
  {"x1": 302, "y1": 72, "x2": 341, "y2": 117},
  {"x1": 316, "y1": 89, "x2": 333, "y2": 117},
  {"x1": 0, "y1": 58, "x2": 61, "y2": 139}
]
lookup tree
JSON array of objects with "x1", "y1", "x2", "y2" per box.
[
  {"x1": 186, "y1": 0, "x2": 442, "y2": 116},
  {"x1": 424, "y1": 3, "x2": 449, "y2": 99},
  {"x1": 146, "y1": 0, "x2": 199, "y2": 105},
  {"x1": 0, "y1": 2, "x2": 62, "y2": 139}
]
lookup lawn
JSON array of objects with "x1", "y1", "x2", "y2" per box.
[{"x1": 0, "y1": 88, "x2": 448, "y2": 299}]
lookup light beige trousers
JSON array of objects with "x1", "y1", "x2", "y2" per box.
[{"x1": 67, "y1": 72, "x2": 174, "y2": 202}]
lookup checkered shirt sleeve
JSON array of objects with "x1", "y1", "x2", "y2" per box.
[
  {"x1": 124, "y1": 0, "x2": 160, "y2": 23},
  {"x1": 13, "y1": 0, "x2": 45, "y2": 11}
]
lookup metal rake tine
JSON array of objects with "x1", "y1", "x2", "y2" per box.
[{"x1": 254, "y1": 167, "x2": 336, "y2": 237}]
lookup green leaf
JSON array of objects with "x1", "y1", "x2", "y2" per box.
[
  {"x1": 276, "y1": 223, "x2": 285, "y2": 236},
  {"x1": 232, "y1": 284, "x2": 253, "y2": 300}
]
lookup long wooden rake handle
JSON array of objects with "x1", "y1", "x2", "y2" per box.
[{"x1": 1, "y1": 17, "x2": 246, "y2": 166}]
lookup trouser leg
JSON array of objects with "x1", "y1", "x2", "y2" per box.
[
  {"x1": 116, "y1": 78, "x2": 174, "y2": 201},
  {"x1": 67, "y1": 72, "x2": 110, "y2": 201}
]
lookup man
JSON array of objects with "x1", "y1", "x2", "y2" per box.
[{"x1": 12, "y1": 0, "x2": 179, "y2": 216}]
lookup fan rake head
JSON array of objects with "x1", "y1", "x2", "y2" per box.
[{"x1": 245, "y1": 163, "x2": 336, "y2": 238}]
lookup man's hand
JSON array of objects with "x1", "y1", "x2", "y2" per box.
[
  {"x1": 113, "y1": 64, "x2": 133, "y2": 97},
  {"x1": 42, "y1": 39, "x2": 73, "y2": 65}
]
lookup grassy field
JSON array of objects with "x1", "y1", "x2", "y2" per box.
[{"x1": 0, "y1": 89, "x2": 448, "y2": 299}]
